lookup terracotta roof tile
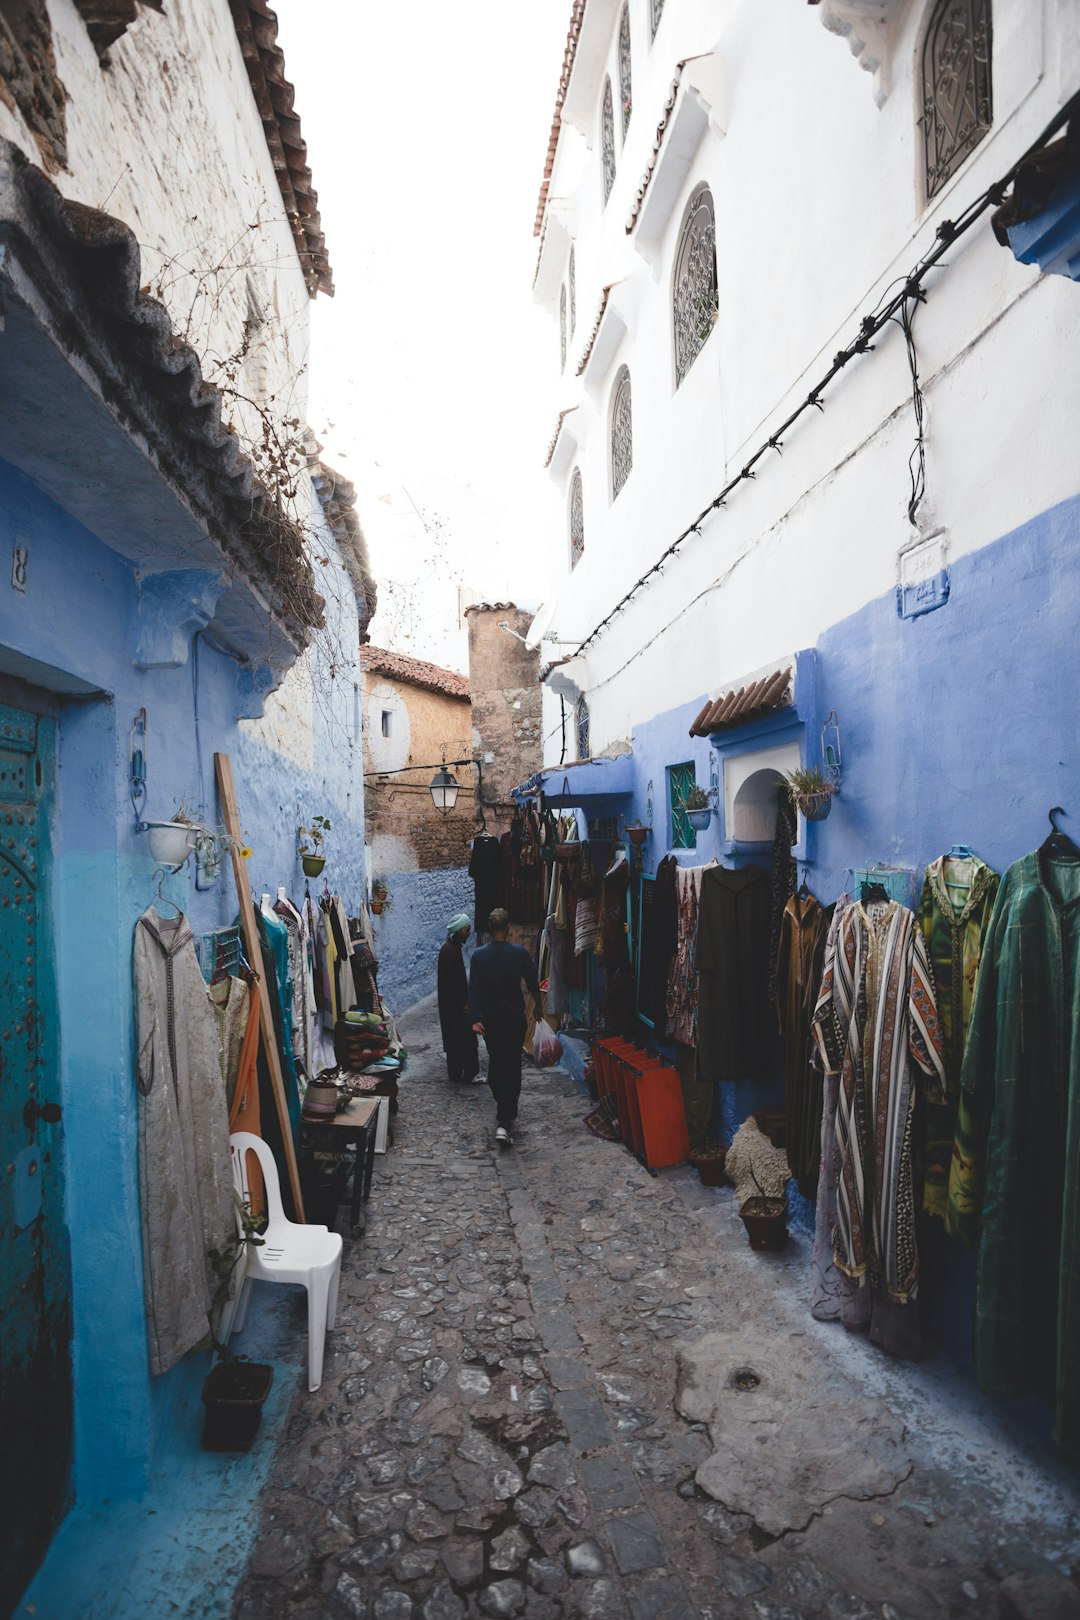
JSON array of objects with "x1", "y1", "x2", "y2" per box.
[
  {"x1": 228, "y1": 1, "x2": 333, "y2": 298},
  {"x1": 689, "y1": 666, "x2": 792, "y2": 736},
  {"x1": 533, "y1": 0, "x2": 587, "y2": 237},
  {"x1": 575, "y1": 284, "x2": 613, "y2": 376},
  {"x1": 624, "y1": 65, "x2": 685, "y2": 233},
  {"x1": 362, "y1": 645, "x2": 470, "y2": 701}
]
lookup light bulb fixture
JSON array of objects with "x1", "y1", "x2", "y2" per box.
[{"x1": 429, "y1": 766, "x2": 461, "y2": 815}]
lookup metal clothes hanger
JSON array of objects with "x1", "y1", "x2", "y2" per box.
[
  {"x1": 1040, "y1": 805, "x2": 1080, "y2": 857},
  {"x1": 152, "y1": 866, "x2": 182, "y2": 918}
]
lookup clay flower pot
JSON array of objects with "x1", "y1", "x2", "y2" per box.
[
  {"x1": 739, "y1": 1196, "x2": 789, "y2": 1252},
  {"x1": 625, "y1": 825, "x2": 650, "y2": 847},
  {"x1": 370, "y1": 900, "x2": 384, "y2": 914},
  {"x1": 688, "y1": 1144, "x2": 727, "y2": 1187}
]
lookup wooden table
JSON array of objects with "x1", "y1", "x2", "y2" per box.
[{"x1": 301, "y1": 1095, "x2": 380, "y2": 1235}]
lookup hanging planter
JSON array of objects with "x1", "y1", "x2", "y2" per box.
[
  {"x1": 739, "y1": 1195, "x2": 789, "y2": 1252},
  {"x1": 800, "y1": 792, "x2": 833, "y2": 823},
  {"x1": 201, "y1": 1360, "x2": 273, "y2": 1452},
  {"x1": 298, "y1": 815, "x2": 331, "y2": 877},
  {"x1": 624, "y1": 823, "x2": 650, "y2": 847},
  {"x1": 143, "y1": 819, "x2": 199, "y2": 868},
  {"x1": 688, "y1": 807, "x2": 712, "y2": 833},
  {"x1": 301, "y1": 854, "x2": 326, "y2": 877},
  {"x1": 370, "y1": 899, "x2": 384, "y2": 915},
  {"x1": 783, "y1": 766, "x2": 838, "y2": 824}
]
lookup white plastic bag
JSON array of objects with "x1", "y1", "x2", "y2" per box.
[{"x1": 532, "y1": 1018, "x2": 563, "y2": 1069}]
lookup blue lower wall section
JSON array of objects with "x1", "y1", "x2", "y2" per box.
[
  {"x1": 0, "y1": 450, "x2": 370, "y2": 1597},
  {"x1": 372, "y1": 866, "x2": 474, "y2": 1014}
]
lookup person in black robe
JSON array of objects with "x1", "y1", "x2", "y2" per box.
[{"x1": 438, "y1": 914, "x2": 479, "y2": 1083}]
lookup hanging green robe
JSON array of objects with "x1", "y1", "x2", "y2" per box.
[
  {"x1": 916, "y1": 855, "x2": 999, "y2": 1219},
  {"x1": 947, "y1": 848, "x2": 1080, "y2": 1462}
]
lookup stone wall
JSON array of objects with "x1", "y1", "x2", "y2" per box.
[
  {"x1": 467, "y1": 604, "x2": 542, "y2": 829},
  {"x1": 369, "y1": 866, "x2": 475, "y2": 1016},
  {"x1": 362, "y1": 673, "x2": 474, "y2": 874}
]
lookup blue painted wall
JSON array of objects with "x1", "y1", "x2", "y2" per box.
[
  {"x1": 371, "y1": 865, "x2": 474, "y2": 1014},
  {"x1": 605, "y1": 494, "x2": 1080, "y2": 1331},
  {"x1": 0, "y1": 456, "x2": 368, "y2": 1533}
]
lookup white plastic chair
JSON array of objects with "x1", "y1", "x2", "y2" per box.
[{"x1": 227, "y1": 1131, "x2": 343, "y2": 1392}]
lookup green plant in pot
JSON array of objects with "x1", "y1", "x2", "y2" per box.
[
  {"x1": 738, "y1": 1161, "x2": 789, "y2": 1252},
  {"x1": 783, "y1": 765, "x2": 838, "y2": 823},
  {"x1": 684, "y1": 783, "x2": 713, "y2": 832},
  {"x1": 298, "y1": 815, "x2": 331, "y2": 876},
  {"x1": 202, "y1": 1201, "x2": 273, "y2": 1452}
]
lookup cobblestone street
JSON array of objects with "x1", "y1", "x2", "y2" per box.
[{"x1": 234, "y1": 997, "x2": 1080, "y2": 1620}]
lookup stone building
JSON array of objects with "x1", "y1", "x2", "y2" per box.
[
  {"x1": 360, "y1": 645, "x2": 474, "y2": 1008},
  {"x1": 465, "y1": 602, "x2": 543, "y2": 834}
]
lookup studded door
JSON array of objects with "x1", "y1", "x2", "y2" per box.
[{"x1": 0, "y1": 702, "x2": 71, "y2": 1611}]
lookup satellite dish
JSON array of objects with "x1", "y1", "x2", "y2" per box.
[{"x1": 525, "y1": 598, "x2": 557, "y2": 650}]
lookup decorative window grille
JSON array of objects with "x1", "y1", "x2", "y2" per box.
[
  {"x1": 560, "y1": 284, "x2": 567, "y2": 372},
  {"x1": 673, "y1": 183, "x2": 719, "y2": 388},
  {"x1": 921, "y1": 0, "x2": 992, "y2": 201},
  {"x1": 569, "y1": 245, "x2": 577, "y2": 337},
  {"x1": 651, "y1": 0, "x2": 665, "y2": 36},
  {"x1": 618, "y1": 7, "x2": 632, "y2": 136},
  {"x1": 601, "y1": 78, "x2": 616, "y2": 205},
  {"x1": 576, "y1": 697, "x2": 591, "y2": 761},
  {"x1": 668, "y1": 762, "x2": 698, "y2": 850},
  {"x1": 610, "y1": 366, "x2": 632, "y2": 499},
  {"x1": 569, "y1": 469, "x2": 585, "y2": 570}
]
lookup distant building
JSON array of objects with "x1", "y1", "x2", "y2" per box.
[{"x1": 466, "y1": 603, "x2": 543, "y2": 834}]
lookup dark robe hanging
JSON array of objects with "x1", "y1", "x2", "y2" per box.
[
  {"x1": 696, "y1": 864, "x2": 772, "y2": 1082},
  {"x1": 774, "y1": 891, "x2": 827, "y2": 1197},
  {"x1": 468, "y1": 834, "x2": 502, "y2": 939}
]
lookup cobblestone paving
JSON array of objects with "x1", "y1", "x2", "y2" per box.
[{"x1": 234, "y1": 998, "x2": 1080, "y2": 1620}]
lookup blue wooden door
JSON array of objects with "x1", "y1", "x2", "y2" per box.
[{"x1": 0, "y1": 702, "x2": 72, "y2": 1609}]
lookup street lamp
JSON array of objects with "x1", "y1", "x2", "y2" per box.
[{"x1": 429, "y1": 766, "x2": 461, "y2": 815}]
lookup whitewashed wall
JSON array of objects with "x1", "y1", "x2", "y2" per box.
[{"x1": 534, "y1": 0, "x2": 1080, "y2": 756}]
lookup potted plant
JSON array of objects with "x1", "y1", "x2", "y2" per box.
[
  {"x1": 738, "y1": 1162, "x2": 789, "y2": 1252},
  {"x1": 783, "y1": 765, "x2": 838, "y2": 823},
  {"x1": 298, "y1": 815, "x2": 331, "y2": 876},
  {"x1": 202, "y1": 1204, "x2": 273, "y2": 1452},
  {"x1": 624, "y1": 819, "x2": 650, "y2": 847},
  {"x1": 141, "y1": 797, "x2": 205, "y2": 869},
  {"x1": 684, "y1": 783, "x2": 713, "y2": 833},
  {"x1": 688, "y1": 1141, "x2": 727, "y2": 1186},
  {"x1": 370, "y1": 877, "x2": 391, "y2": 916}
]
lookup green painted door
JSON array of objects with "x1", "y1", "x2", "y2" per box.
[{"x1": 0, "y1": 702, "x2": 71, "y2": 1610}]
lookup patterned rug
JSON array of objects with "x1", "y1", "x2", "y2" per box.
[{"x1": 584, "y1": 1106, "x2": 620, "y2": 1143}]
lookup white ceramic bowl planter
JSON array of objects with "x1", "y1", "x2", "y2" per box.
[{"x1": 142, "y1": 819, "x2": 199, "y2": 868}]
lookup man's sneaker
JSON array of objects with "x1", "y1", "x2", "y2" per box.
[
  {"x1": 495, "y1": 1126, "x2": 513, "y2": 1147},
  {"x1": 468, "y1": 1074, "x2": 484, "y2": 1084}
]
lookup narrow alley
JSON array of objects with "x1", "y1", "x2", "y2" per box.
[{"x1": 232, "y1": 997, "x2": 1079, "y2": 1620}]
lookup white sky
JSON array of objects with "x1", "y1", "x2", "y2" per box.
[{"x1": 274, "y1": 2, "x2": 571, "y2": 670}]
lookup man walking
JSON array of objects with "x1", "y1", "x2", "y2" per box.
[
  {"x1": 469, "y1": 907, "x2": 541, "y2": 1146},
  {"x1": 437, "y1": 914, "x2": 480, "y2": 1084}
]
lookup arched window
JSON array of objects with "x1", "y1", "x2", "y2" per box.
[
  {"x1": 618, "y1": 7, "x2": 632, "y2": 136},
  {"x1": 560, "y1": 284, "x2": 567, "y2": 372},
  {"x1": 576, "y1": 697, "x2": 591, "y2": 762},
  {"x1": 673, "y1": 183, "x2": 718, "y2": 387},
  {"x1": 601, "y1": 78, "x2": 616, "y2": 205},
  {"x1": 611, "y1": 366, "x2": 632, "y2": 500},
  {"x1": 921, "y1": 0, "x2": 992, "y2": 201},
  {"x1": 569, "y1": 245, "x2": 577, "y2": 338},
  {"x1": 569, "y1": 469, "x2": 584, "y2": 570},
  {"x1": 651, "y1": 0, "x2": 664, "y2": 37}
]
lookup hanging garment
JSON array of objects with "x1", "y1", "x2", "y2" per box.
[
  {"x1": 768, "y1": 796, "x2": 798, "y2": 1004},
  {"x1": 774, "y1": 891, "x2": 827, "y2": 1196},
  {"x1": 916, "y1": 854, "x2": 999, "y2": 1219},
  {"x1": 649, "y1": 855, "x2": 679, "y2": 1031},
  {"x1": 469, "y1": 833, "x2": 503, "y2": 939},
  {"x1": 328, "y1": 895, "x2": 358, "y2": 1014},
  {"x1": 134, "y1": 908, "x2": 234, "y2": 1376},
  {"x1": 209, "y1": 972, "x2": 252, "y2": 1109},
  {"x1": 600, "y1": 855, "x2": 633, "y2": 1035},
  {"x1": 947, "y1": 848, "x2": 1080, "y2": 1461},
  {"x1": 696, "y1": 864, "x2": 772, "y2": 1083},
  {"x1": 666, "y1": 861, "x2": 714, "y2": 1047},
  {"x1": 275, "y1": 893, "x2": 313, "y2": 1081},
  {"x1": 255, "y1": 908, "x2": 302, "y2": 1145},
  {"x1": 809, "y1": 896, "x2": 864, "y2": 1323},
  {"x1": 574, "y1": 894, "x2": 599, "y2": 957},
  {"x1": 813, "y1": 899, "x2": 945, "y2": 1303}
]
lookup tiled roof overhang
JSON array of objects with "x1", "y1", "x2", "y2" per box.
[
  {"x1": 533, "y1": 0, "x2": 587, "y2": 237},
  {"x1": 229, "y1": 0, "x2": 333, "y2": 298},
  {"x1": 310, "y1": 459, "x2": 377, "y2": 639},
  {"x1": 362, "y1": 646, "x2": 470, "y2": 701},
  {"x1": 72, "y1": 0, "x2": 163, "y2": 56},
  {"x1": 0, "y1": 139, "x2": 322, "y2": 662},
  {"x1": 689, "y1": 667, "x2": 793, "y2": 736}
]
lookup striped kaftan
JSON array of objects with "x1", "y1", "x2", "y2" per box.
[{"x1": 813, "y1": 900, "x2": 945, "y2": 1302}]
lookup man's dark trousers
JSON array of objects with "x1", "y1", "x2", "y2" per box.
[{"x1": 483, "y1": 1014, "x2": 526, "y2": 1125}]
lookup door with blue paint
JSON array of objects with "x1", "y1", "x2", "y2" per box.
[{"x1": 0, "y1": 702, "x2": 71, "y2": 1610}]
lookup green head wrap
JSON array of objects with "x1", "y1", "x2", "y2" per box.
[{"x1": 446, "y1": 913, "x2": 470, "y2": 937}]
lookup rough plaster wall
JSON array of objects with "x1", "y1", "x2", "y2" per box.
[
  {"x1": 467, "y1": 606, "x2": 542, "y2": 824},
  {"x1": 0, "y1": 0, "x2": 310, "y2": 436},
  {"x1": 371, "y1": 866, "x2": 474, "y2": 1015},
  {"x1": 362, "y1": 674, "x2": 474, "y2": 873}
]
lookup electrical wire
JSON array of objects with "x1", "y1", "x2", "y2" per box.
[{"x1": 568, "y1": 89, "x2": 1080, "y2": 660}]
